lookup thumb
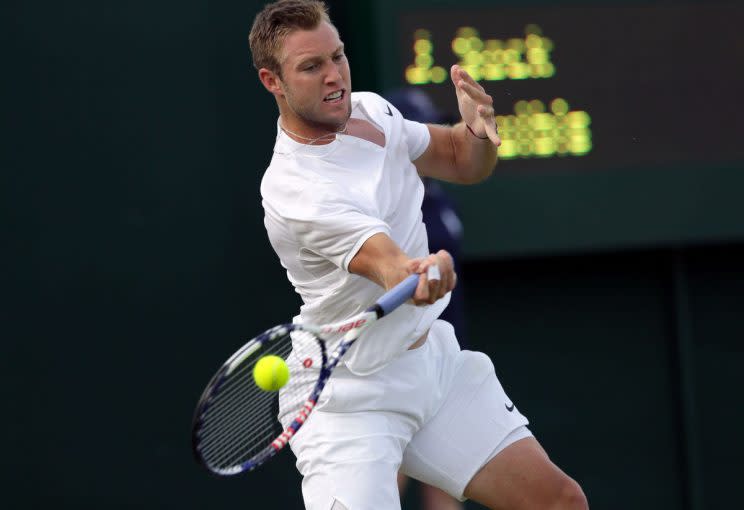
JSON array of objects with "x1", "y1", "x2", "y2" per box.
[{"x1": 406, "y1": 258, "x2": 423, "y2": 273}]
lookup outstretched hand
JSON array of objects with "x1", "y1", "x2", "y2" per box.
[{"x1": 451, "y1": 64, "x2": 501, "y2": 146}]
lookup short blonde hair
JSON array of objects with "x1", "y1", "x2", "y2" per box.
[{"x1": 249, "y1": 0, "x2": 331, "y2": 76}]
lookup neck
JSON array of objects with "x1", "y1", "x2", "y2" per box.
[{"x1": 279, "y1": 118, "x2": 348, "y2": 145}]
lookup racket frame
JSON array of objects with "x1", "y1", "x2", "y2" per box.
[{"x1": 192, "y1": 274, "x2": 420, "y2": 476}]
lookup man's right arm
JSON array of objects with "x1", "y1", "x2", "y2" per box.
[{"x1": 348, "y1": 232, "x2": 455, "y2": 305}]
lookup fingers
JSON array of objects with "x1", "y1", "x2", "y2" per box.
[
  {"x1": 477, "y1": 103, "x2": 495, "y2": 118},
  {"x1": 452, "y1": 64, "x2": 484, "y2": 92},
  {"x1": 450, "y1": 65, "x2": 467, "y2": 94},
  {"x1": 413, "y1": 250, "x2": 456, "y2": 305},
  {"x1": 452, "y1": 65, "x2": 490, "y2": 105},
  {"x1": 451, "y1": 65, "x2": 500, "y2": 145},
  {"x1": 406, "y1": 257, "x2": 424, "y2": 273},
  {"x1": 425, "y1": 263, "x2": 442, "y2": 302},
  {"x1": 457, "y1": 77, "x2": 492, "y2": 106},
  {"x1": 478, "y1": 104, "x2": 502, "y2": 146}
]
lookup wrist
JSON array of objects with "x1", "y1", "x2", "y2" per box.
[{"x1": 465, "y1": 123, "x2": 489, "y2": 140}]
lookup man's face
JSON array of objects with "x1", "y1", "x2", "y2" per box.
[{"x1": 275, "y1": 21, "x2": 352, "y2": 132}]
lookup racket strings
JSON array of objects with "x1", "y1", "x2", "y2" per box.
[
  {"x1": 201, "y1": 340, "x2": 291, "y2": 421},
  {"x1": 197, "y1": 390, "x2": 277, "y2": 448},
  {"x1": 198, "y1": 392, "x2": 286, "y2": 459},
  {"x1": 201, "y1": 419, "x2": 274, "y2": 466},
  {"x1": 207, "y1": 388, "x2": 311, "y2": 470},
  {"x1": 194, "y1": 330, "x2": 323, "y2": 471},
  {"x1": 197, "y1": 339, "x2": 293, "y2": 464},
  {"x1": 200, "y1": 336, "x2": 295, "y2": 424},
  {"x1": 201, "y1": 411, "x2": 283, "y2": 466}
]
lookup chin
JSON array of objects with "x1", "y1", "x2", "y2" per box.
[
  {"x1": 301, "y1": 102, "x2": 351, "y2": 131},
  {"x1": 323, "y1": 110, "x2": 351, "y2": 131},
  {"x1": 340, "y1": 100, "x2": 353, "y2": 123}
]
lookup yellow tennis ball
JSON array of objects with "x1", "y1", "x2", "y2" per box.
[{"x1": 253, "y1": 355, "x2": 290, "y2": 391}]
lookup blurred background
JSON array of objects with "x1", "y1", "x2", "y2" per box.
[{"x1": 6, "y1": 0, "x2": 743, "y2": 508}]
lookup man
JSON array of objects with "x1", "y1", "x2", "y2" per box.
[{"x1": 249, "y1": 1, "x2": 588, "y2": 509}]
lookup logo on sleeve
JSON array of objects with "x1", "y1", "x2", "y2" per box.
[
  {"x1": 384, "y1": 104, "x2": 393, "y2": 116},
  {"x1": 505, "y1": 402, "x2": 515, "y2": 412}
]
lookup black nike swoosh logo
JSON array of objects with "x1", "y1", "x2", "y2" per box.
[
  {"x1": 505, "y1": 403, "x2": 515, "y2": 412},
  {"x1": 385, "y1": 105, "x2": 393, "y2": 116}
]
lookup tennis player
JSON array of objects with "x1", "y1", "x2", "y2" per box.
[{"x1": 250, "y1": 1, "x2": 589, "y2": 509}]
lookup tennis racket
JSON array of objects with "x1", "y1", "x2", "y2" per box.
[{"x1": 191, "y1": 273, "x2": 420, "y2": 476}]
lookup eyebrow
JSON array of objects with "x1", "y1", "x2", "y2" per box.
[{"x1": 295, "y1": 44, "x2": 345, "y2": 68}]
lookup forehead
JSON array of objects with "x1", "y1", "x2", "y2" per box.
[{"x1": 279, "y1": 21, "x2": 342, "y2": 65}]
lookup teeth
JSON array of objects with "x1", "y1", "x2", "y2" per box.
[{"x1": 325, "y1": 91, "x2": 342, "y2": 101}]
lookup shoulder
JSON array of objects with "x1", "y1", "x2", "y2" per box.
[
  {"x1": 262, "y1": 160, "x2": 316, "y2": 209},
  {"x1": 352, "y1": 91, "x2": 419, "y2": 153},
  {"x1": 352, "y1": 91, "x2": 405, "y2": 125},
  {"x1": 261, "y1": 160, "x2": 344, "y2": 219},
  {"x1": 352, "y1": 91, "x2": 388, "y2": 112}
]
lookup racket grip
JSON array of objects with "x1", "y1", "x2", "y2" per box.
[{"x1": 375, "y1": 274, "x2": 420, "y2": 317}]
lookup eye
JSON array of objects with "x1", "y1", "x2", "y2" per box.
[
  {"x1": 333, "y1": 53, "x2": 346, "y2": 62},
  {"x1": 303, "y1": 63, "x2": 318, "y2": 72}
]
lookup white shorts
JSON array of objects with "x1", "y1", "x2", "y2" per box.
[{"x1": 289, "y1": 320, "x2": 530, "y2": 510}]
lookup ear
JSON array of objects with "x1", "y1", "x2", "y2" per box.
[{"x1": 258, "y1": 68, "x2": 284, "y2": 97}]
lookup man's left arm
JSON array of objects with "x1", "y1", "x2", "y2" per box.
[{"x1": 413, "y1": 65, "x2": 501, "y2": 184}]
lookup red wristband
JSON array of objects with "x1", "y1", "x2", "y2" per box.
[{"x1": 466, "y1": 124, "x2": 489, "y2": 140}]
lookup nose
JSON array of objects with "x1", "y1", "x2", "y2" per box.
[{"x1": 324, "y1": 61, "x2": 343, "y2": 84}]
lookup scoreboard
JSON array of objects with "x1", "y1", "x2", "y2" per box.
[
  {"x1": 366, "y1": 0, "x2": 744, "y2": 256},
  {"x1": 395, "y1": 2, "x2": 744, "y2": 170}
]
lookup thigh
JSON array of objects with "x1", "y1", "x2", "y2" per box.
[
  {"x1": 301, "y1": 456, "x2": 401, "y2": 510},
  {"x1": 464, "y1": 436, "x2": 582, "y2": 510},
  {"x1": 401, "y1": 349, "x2": 529, "y2": 499},
  {"x1": 292, "y1": 410, "x2": 411, "y2": 510},
  {"x1": 291, "y1": 341, "x2": 443, "y2": 510}
]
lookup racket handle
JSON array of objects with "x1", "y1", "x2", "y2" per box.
[{"x1": 374, "y1": 274, "x2": 420, "y2": 317}]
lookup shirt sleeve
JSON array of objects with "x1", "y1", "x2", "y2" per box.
[
  {"x1": 287, "y1": 187, "x2": 391, "y2": 272},
  {"x1": 402, "y1": 118, "x2": 431, "y2": 161}
]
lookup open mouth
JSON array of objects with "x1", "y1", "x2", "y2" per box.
[{"x1": 323, "y1": 89, "x2": 345, "y2": 102}]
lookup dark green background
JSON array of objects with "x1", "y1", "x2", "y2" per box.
[{"x1": 6, "y1": 1, "x2": 742, "y2": 509}]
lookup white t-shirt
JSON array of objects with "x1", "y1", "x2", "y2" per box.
[{"x1": 261, "y1": 91, "x2": 450, "y2": 375}]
